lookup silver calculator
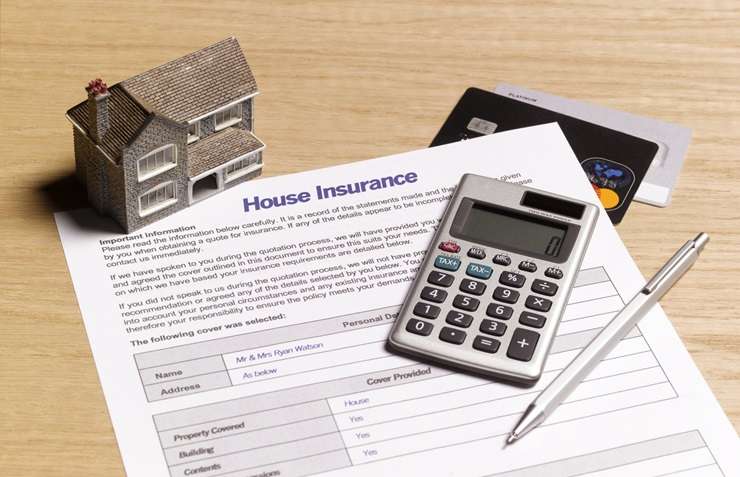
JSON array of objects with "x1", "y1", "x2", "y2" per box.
[{"x1": 388, "y1": 174, "x2": 598, "y2": 385}]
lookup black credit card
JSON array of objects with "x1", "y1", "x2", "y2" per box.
[{"x1": 430, "y1": 87, "x2": 659, "y2": 224}]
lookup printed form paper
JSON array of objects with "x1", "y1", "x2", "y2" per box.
[{"x1": 55, "y1": 124, "x2": 739, "y2": 477}]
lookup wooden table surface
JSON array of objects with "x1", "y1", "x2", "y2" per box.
[{"x1": 1, "y1": 1, "x2": 738, "y2": 475}]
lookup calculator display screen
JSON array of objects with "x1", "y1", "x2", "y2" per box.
[{"x1": 461, "y1": 203, "x2": 568, "y2": 258}]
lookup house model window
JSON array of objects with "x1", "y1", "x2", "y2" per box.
[
  {"x1": 214, "y1": 103, "x2": 242, "y2": 130},
  {"x1": 225, "y1": 155, "x2": 259, "y2": 182},
  {"x1": 139, "y1": 181, "x2": 176, "y2": 216},
  {"x1": 138, "y1": 145, "x2": 177, "y2": 181},
  {"x1": 187, "y1": 123, "x2": 200, "y2": 143}
]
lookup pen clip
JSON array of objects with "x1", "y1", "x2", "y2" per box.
[{"x1": 642, "y1": 241, "x2": 695, "y2": 294}]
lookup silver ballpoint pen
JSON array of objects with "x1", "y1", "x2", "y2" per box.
[{"x1": 506, "y1": 232, "x2": 710, "y2": 446}]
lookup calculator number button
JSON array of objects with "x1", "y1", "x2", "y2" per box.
[
  {"x1": 493, "y1": 254, "x2": 511, "y2": 266},
  {"x1": 459, "y1": 279, "x2": 486, "y2": 296},
  {"x1": 473, "y1": 336, "x2": 500, "y2": 353},
  {"x1": 466, "y1": 263, "x2": 493, "y2": 280},
  {"x1": 519, "y1": 312, "x2": 546, "y2": 328},
  {"x1": 531, "y1": 279, "x2": 558, "y2": 296},
  {"x1": 421, "y1": 286, "x2": 447, "y2": 303},
  {"x1": 507, "y1": 328, "x2": 540, "y2": 361},
  {"x1": 499, "y1": 272, "x2": 525, "y2": 288},
  {"x1": 446, "y1": 311, "x2": 473, "y2": 328},
  {"x1": 413, "y1": 302, "x2": 440, "y2": 319},
  {"x1": 435, "y1": 255, "x2": 461, "y2": 271},
  {"x1": 438, "y1": 241, "x2": 461, "y2": 253},
  {"x1": 467, "y1": 247, "x2": 486, "y2": 260},
  {"x1": 439, "y1": 327, "x2": 467, "y2": 345},
  {"x1": 479, "y1": 319, "x2": 507, "y2": 337},
  {"x1": 486, "y1": 303, "x2": 513, "y2": 320},
  {"x1": 493, "y1": 286, "x2": 519, "y2": 304},
  {"x1": 545, "y1": 267, "x2": 563, "y2": 279},
  {"x1": 452, "y1": 294, "x2": 479, "y2": 311},
  {"x1": 427, "y1": 271, "x2": 454, "y2": 287},
  {"x1": 406, "y1": 318, "x2": 434, "y2": 336},
  {"x1": 525, "y1": 295, "x2": 552, "y2": 312},
  {"x1": 518, "y1": 261, "x2": 537, "y2": 273}
]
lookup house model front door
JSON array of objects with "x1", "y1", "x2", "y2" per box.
[{"x1": 189, "y1": 172, "x2": 223, "y2": 204}]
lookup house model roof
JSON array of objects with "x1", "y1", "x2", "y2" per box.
[
  {"x1": 122, "y1": 37, "x2": 258, "y2": 123},
  {"x1": 67, "y1": 84, "x2": 149, "y2": 162},
  {"x1": 66, "y1": 37, "x2": 259, "y2": 162},
  {"x1": 187, "y1": 127, "x2": 264, "y2": 177}
]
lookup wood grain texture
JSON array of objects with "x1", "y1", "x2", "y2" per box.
[{"x1": 1, "y1": 1, "x2": 738, "y2": 475}]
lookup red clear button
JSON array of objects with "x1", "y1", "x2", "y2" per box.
[{"x1": 438, "y1": 241, "x2": 461, "y2": 253}]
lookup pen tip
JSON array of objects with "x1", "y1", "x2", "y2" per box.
[{"x1": 506, "y1": 434, "x2": 517, "y2": 445}]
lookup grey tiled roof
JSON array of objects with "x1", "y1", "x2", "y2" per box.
[
  {"x1": 122, "y1": 37, "x2": 258, "y2": 123},
  {"x1": 187, "y1": 127, "x2": 264, "y2": 177},
  {"x1": 66, "y1": 85, "x2": 149, "y2": 163}
]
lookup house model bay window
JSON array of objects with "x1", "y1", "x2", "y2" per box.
[
  {"x1": 214, "y1": 103, "x2": 242, "y2": 130},
  {"x1": 139, "y1": 182, "x2": 176, "y2": 216},
  {"x1": 137, "y1": 145, "x2": 177, "y2": 181},
  {"x1": 225, "y1": 155, "x2": 260, "y2": 182}
]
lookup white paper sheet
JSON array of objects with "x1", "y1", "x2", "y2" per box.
[{"x1": 55, "y1": 124, "x2": 738, "y2": 477}]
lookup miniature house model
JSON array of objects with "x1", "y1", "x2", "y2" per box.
[{"x1": 66, "y1": 37, "x2": 265, "y2": 233}]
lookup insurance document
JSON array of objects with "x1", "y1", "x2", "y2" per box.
[{"x1": 55, "y1": 124, "x2": 738, "y2": 477}]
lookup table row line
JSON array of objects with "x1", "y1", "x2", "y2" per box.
[{"x1": 165, "y1": 381, "x2": 675, "y2": 476}]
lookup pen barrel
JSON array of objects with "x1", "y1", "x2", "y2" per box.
[
  {"x1": 538, "y1": 244, "x2": 701, "y2": 416},
  {"x1": 538, "y1": 294, "x2": 655, "y2": 414}
]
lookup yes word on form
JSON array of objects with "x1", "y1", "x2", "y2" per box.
[{"x1": 55, "y1": 124, "x2": 739, "y2": 477}]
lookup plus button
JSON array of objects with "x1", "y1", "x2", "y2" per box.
[{"x1": 507, "y1": 328, "x2": 540, "y2": 362}]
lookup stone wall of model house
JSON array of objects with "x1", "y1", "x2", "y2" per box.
[
  {"x1": 73, "y1": 128, "x2": 90, "y2": 184},
  {"x1": 73, "y1": 127, "x2": 130, "y2": 228},
  {"x1": 198, "y1": 115, "x2": 216, "y2": 137},
  {"x1": 73, "y1": 128, "x2": 111, "y2": 216},
  {"x1": 121, "y1": 116, "x2": 188, "y2": 233},
  {"x1": 241, "y1": 99, "x2": 253, "y2": 131},
  {"x1": 104, "y1": 155, "x2": 127, "y2": 229}
]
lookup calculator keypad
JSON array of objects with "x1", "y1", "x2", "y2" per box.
[
  {"x1": 519, "y1": 312, "x2": 546, "y2": 328},
  {"x1": 428, "y1": 271, "x2": 454, "y2": 287},
  {"x1": 435, "y1": 255, "x2": 461, "y2": 271},
  {"x1": 439, "y1": 327, "x2": 466, "y2": 345},
  {"x1": 413, "y1": 302, "x2": 440, "y2": 319},
  {"x1": 446, "y1": 311, "x2": 473, "y2": 328},
  {"x1": 531, "y1": 279, "x2": 558, "y2": 296},
  {"x1": 507, "y1": 328, "x2": 540, "y2": 361},
  {"x1": 518, "y1": 261, "x2": 537, "y2": 273},
  {"x1": 460, "y1": 279, "x2": 486, "y2": 295},
  {"x1": 467, "y1": 247, "x2": 486, "y2": 260},
  {"x1": 486, "y1": 303, "x2": 513, "y2": 320},
  {"x1": 473, "y1": 336, "x2": 500, "y2": 353},
  {"x1": 525, "y1": 295, "x2": 552, "y2": 312},
  {"x1": 421, "y1": 286, "x2": 447, "y2": 303},
  {"x1": 466, "y1": 263, "x2": 492, "y2": 280},
  {"x1": 499, "y1": 271, "x2": 525, "y2": 288},
  {"x1": 453, "y1": 294, "x2": 480, "y2": 311},
  {"x1": 493, "y1": 286, "x2": 519, "y2": 304},
  {"x1": 408, "y1": 241, "x2": 566, "y2": 373},
  {"x1": 438, "y1": 241, "x2": 461, "y2": 253},
  {"x1": 479, "y1": 319, "x2": 507, "y2": 337},
  {"x1": 406, "y1": 318, "x2": 434, "y2": 336}
]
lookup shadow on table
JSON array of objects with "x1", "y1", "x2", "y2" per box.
[{"x1": 38, "y1": 170, "x2": 123, "y2": 234}]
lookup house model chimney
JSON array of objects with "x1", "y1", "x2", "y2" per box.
[{"x1": 85, "y1": 78, "x2": 110, "y2": 143}]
